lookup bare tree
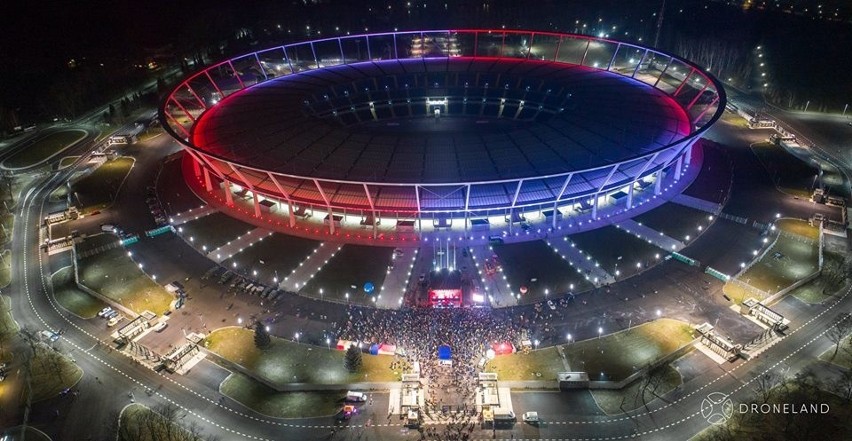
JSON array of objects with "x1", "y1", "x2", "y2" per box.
[
  {"x1": 830, "y1": 369, "x2": 852, "y2": 403},
  {"x1": 827, "y1": 314, "x2": 852, "y2": 359},
  {"x1": 753, "y1": 371, "x2": 779, "y2": 404}
]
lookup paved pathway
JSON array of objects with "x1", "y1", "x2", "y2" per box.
[
  {"x1": 170, "y1": 205, "x2": 218, "y2": 226},
  {"x1": 616, "y1": 219, "x2": 684, "y2": 252},
  {"x1": 468, "y1": 245, "x2": 518, "y2": 307},
  {"x1": 376, "y1": 248, "x2": 419, "y2": 309},
  {"x1": 545, "y1": 237, "x2": 615, "y2": 285},
  {"x1": 207, "y1": 227, "x2": 274, "y2": 264},
  {"x1": 278, "y1": 242, "x2": 342, "y2": 292},
  {"x1": 672, "y1": 193, "x2": 723, "y2": 214}
]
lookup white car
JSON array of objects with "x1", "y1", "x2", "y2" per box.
[
  {"x1": 107, "y1": 315, "x2": 124, "y2": 327},
  {"x1": 547, "y1": 300, "x2": 556, "y2": 310},
  {"x1": 522, "y1": 411, "x2": 540, "y2": 423},
  {"x1": 98, "y1": 307, "x2": 114, "y2": 318},
  {"x1": 152, "y1": 322, "x2": 168, "y2": 332}
]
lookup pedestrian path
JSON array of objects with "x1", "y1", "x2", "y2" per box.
[
  {"x1": 672, "y1": 193, "x2": 722, "y2": 215},
  {"x1": 616, "y1": 219, "x2": 684, "y2": 252},
  {"x1": 545, "y1": 237, "x2": 614, "y2": 286},
  {"x1": 376, "y1": 248, "x2": 419, "y2": 309},
  {"x1": 207, "y1": 227, "x2": 274, "y2": 264},
  {"x1": 278, "y1": 242, "x2": 342, "y2": 292},
  {"x1": 468, "y1": 245, "x2": 518, "y2": 307},
  {"x1": 169, "y1": 205, "x2": 218, "y2": 226}
]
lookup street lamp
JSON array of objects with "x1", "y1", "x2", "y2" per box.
[
  {"x1": 598, "y1": 327, "x2": 603, "y2": 339},
  {"x1": 566, "y1": 333, "x2": 572, "y2": 342},
  {"x1": 326, "y1": 338, "x2": 330, "y2": 349},
  {"x1": 656, "y1": 309, "x2": 661, "y2": 317}
]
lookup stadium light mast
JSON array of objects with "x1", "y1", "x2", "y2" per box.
[{"x1": 654, "y1": 0, "x2": 666, "y2": 49}]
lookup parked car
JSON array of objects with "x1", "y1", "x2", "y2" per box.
[
  {"x1": 152, "y1": 322, "x2": 168, "y2": 332},
  {"x1": 522, "y1": 411, "x2": 540, "y2": 423},
  {"x1": 98, "y1": 307, "x2": 114, "y2": 318}
]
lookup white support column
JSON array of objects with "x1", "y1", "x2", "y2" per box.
[
  {"x1": 627, "y1": 184, "x2": 635, "y2": 209},
  {"x1": 268, "y1": 173, "x2": 296, "y2": 227},
  {"x1": 252, "y1": 192, "x2": 261, "y2": 217},
  {"x1": 591, "y1": 165, "x2": 619, "y2": 220},
  {"x1": 224, "y1": 180, "x2": 233, "y2": 206},
  {"x1": 685, "y1": 144, "x2": 693, "y2": 166},
  {"x1": 655, "y1": 170, "x2": 663, "y2": 195},
  {"x1": 626, "y1": 152, "x2": 661, "y2": 209},
  {"x1": 509, "y1": 180, "x2": 524, "y2": 233},
  {"x1": 552, "y1": 173, "x2": 574, "y2": 228},
  {"x1": 675, "y1": 155, "x2": 684, "y2": 181},
  {"x1": 312, "y1": 179, "x2": 334, "y2": 234},
  {"x1": 414, "y1": 185, "x2": 422, "y2": 236},
  {"x1": 203, "y1": 168, "x2": 212, "y2": 192},
  {"x1": 464, "y1": 184, "x2": 471, "y2": 232},
  {"x1": 362, "y1": 184, "x2": 378, "y2": 239}
]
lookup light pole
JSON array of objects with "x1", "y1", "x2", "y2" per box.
[{"x1": 598, "y1": 327, "x2": 603, "y2": 339}]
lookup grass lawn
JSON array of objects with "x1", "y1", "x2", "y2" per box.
[
  {"x1": 0, "y1": 251, "x2": 10, "y2": 288},
  {"x1": 590, "y1": 364, "x2": 682, "y2": 415},
  {"x1": 484, "y1": 346, "x2": 567, "y2": 381},
  {"x1": 205, "y1": 327, "x2": 398, "y2": 386},
  {"x1": 178, "y1": 212, "x2": 256, "y2": 251},
  {"x1": 776, "y1": 218, "x2": 820, "y2": 240},
  {"x1": 564, "y1": 318, "x2": 694, "y2": 382},
  {"x1": 723, "y1": 235, "x2": 819, "y2": 303},
  {"x1": 0, "y1": 295, "x2": 19, "y2": 337},
  {"x1": 493, "y1": 240, "x2": 594, "y2": 303},
  {"x1": 52, "y1": 266, "x2": 106, "y2": 319},
  {"x1": 631, "y1": 203, "x2": 714, "y2": 244},
  {"x1": 750, "y1": 141, "x2": 818, "y2": 198},
  {"x1": 75, "y1": 232, "x2": 120, "y2": 255},
  {"x1": 58, "y1": 156, "x2": 80, "y2": 169},
  {"x1": 818, "y1": 337, "x2": 852, "y2": 370},
  {"x1": 221, "y1": 233, "x2": 320, "y2": 284},
  {"x1": 71, "y1": 157, "x2": 134, "y2": 211},
  {"x1": 220, "y1": 373, "x2": 343, "y2": 418},
  {"x1": 78, "y1": 247, "x2": 173, "y2": 315},
  {"x1": 4, "y1": 130, "x2": 87, "y2": 168},
  {"x1": 301, "y1": 244, "x2": 394, "y2": 305},
  {"x1": 0, "y1": 213, "x2": 14, "y2": 245},
  {"x1": 118, "y1": 403, "x2": 201, "y2": 441},
  {"x1": 28, "y1": 342, "x2": 83, "y2": 402},
  {"x1": 568, "y1": 226, "x2": 663, "y2": 278},
  {"x1": 791, "y1": 278, "x2": 837, "y2": 304}
]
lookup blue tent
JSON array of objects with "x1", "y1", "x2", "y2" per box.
[
  {"x1": 364, "y1": 282, "x2": 375, "y2": 294},
  {"x1": 437, "y1": 344, "x2": 452, "y2": 360},
  {"x1": 369, "y1": 344, "x2": 380, "y2": 355}
]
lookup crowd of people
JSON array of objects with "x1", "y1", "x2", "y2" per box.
[{"x1": 338, "y1": 305, "x2": 529, "y2": 412}]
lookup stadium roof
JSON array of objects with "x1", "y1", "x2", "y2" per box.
[{"x1": 191, "y1": 57, "x2": 690, "y2": 185}]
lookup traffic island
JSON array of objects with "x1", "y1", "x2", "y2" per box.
[
  {"x1": 77, "y1": 246, "x2": 174, "y2": 315},
  {"x1": 563, "y1": 318, "x2": 695, "y2": 382},
  {"x1": 2, "y1": 129, "x2": 88, "y2": 170},
  {"x1": 26, "y1": 341, "x2": 83, "y2": 402},
  {"x1": 589, "y1": 365, "x2": 682, "y2": 414},
  {"x1": 204, "y1": 327, "x2": 398, "y2": 388},
  {"x1": 484, "y1": 346, "x2": 567, "y2": 381},
  {"x1": 117, "y1": 403, "x2": 203, "y2": 441},
  {"x1": 723, "y1": 231, "x2": 820, "y2": 304},
  {"x1": 220, "y1": 373, "x2": 344, "y2": 418},
  {"x1": 69, "y1": 156, "x2": 134, "y2": 213},
  {"x1": 51, "y1": 266, "x2": 106, "y2": 319}
]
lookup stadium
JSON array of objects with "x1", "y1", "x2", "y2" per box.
[{"x1": 161, "y1": 29, "x2": 725, "y2": 245}]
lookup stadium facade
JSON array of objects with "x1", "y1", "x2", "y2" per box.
[{"x1": 161, "y1": 30, "x2": 724, "y2": 243}]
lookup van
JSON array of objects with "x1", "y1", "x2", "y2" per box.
[
  {"x1": 345, "y1": 391, "x2": 367, "y2": 402},
  {"x1": 100, "y1": 224, "x2": 116, "y2": 233},
  {"x1": 493, "y1": 410, "x2": 515, "y2": 421}
]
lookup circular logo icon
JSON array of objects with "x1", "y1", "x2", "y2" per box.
[{"x1": 701, "y1": 392, "x2": 734, "y2": 425}]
